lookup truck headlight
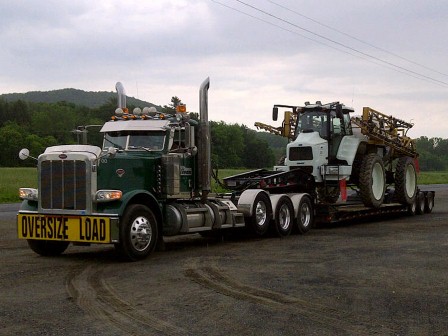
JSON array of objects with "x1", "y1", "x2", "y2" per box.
[
  {"x1": 19, "y1": 188, "x2": 38, "y2": 201},
  {"x1": 95, "y1": 190, "x2": 122, "y2": 202}
]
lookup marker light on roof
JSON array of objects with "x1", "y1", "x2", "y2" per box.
[
  {"x1": 176, "y1": 104, "x2": 186, "y2": 113},
  {"x1": 115, "y1": 108, "x2": 124, "y2": 116},
  {"x1": 133, "y1": 107, "x2": 142, "y2": 115}
]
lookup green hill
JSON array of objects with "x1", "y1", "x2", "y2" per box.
[{"x1": 0, "y1": 88, "x2": 157, "y2": 108}]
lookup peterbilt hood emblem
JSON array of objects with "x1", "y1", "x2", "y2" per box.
[
  {"x1": 116, "y1": 169, "x2": 125, "y2": 177},
  {"x1": 59, "y1": 154, "x2": 67, "y2": 159}
]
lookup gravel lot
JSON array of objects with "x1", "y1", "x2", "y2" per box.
[{"x1": 1, "y1": 185, "x2": 447, "y2": 335}]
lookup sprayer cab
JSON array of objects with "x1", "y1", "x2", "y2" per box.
[
  {"x1": 274, "y1": 102, "x2": 355, "y2": 167},
  {"x1": 272, "y1": 102, "x2": 354, "y2": 140}
]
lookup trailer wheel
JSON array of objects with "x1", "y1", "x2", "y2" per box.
[
  {"x1": 115, "y1": 204, "x2": 158, "y2": 261},
  {"x1": 407, "y1": 199, "x2": 417, "y2": 216},
  {"x1": 27, "y1": 240, "x2": 69, "y2": 256},
  {"x1": 296, "y1": 196, "x2": 313, "y2": 234},
  {"x1": 415, "y1": 191, "x2": 425, "y2": 215},
  {"x1": 246, "y1": 192, "x2": 272, "y2": 236},
  {"x1": 395, "y1": 157, "x2": 417, "y2": 205},
  {"x1": 273, "y1": 196, "x2": 294, "y2": 237},
  {"x1": 425, "y1": 191, "x2": 435, "y2": 213},
  {"x1": 359, "y1": 153, "x2": 386, "y2": 208}
]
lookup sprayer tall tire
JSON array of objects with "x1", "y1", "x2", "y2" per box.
[
  {"x1": 359, "y1": 153, "x2": 386, "y2": 208},
  {"x1": 395, "y1": 156, "x2": 417, "y2": 205}
]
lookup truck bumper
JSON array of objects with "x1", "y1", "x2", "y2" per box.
[{"x1": 17, "y1": 213, "x2": 120, "y2": 244}]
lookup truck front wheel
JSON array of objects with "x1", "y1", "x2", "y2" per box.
[
  {"x1": 115, "y1": 204, "x2": 158, "y2": 261},
  {"x1": 359, "y1": 153, "x2": 386, "y2": 208},
  {"x1": 27, "y1": 240, "x2": 69, "y2": 256}
]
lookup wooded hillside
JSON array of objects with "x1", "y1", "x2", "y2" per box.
[{"x1": 0, "y1": 88, "x2": 156, "y2": 109}]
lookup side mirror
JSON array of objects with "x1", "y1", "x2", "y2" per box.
[
  {"x1": 273, "y1": 107, "x2": 279, "y2": 121},
  {"x1": 19, "y1": 148, "x2": 30, "y2": 160},
  {"x1": 336, "y1": 104, "x2": 344, "y2": 119},
  {"x1": 107, "y1": 147, "x2": 117, "y2": 157},
  {"x1": 187, "y1": 146, "x2": 198, "y2": 157}
]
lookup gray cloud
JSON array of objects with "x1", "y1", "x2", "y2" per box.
[{"x1": 0, "y1": 0, "x2": 446, "y2": 137}]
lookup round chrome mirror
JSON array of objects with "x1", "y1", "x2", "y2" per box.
[{"x1": 19, "y1": 148, "x2": 30, "y2": 160}]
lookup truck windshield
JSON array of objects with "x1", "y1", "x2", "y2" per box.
[{"x1": 103, "y1": 131, "x2": 166, "y2": 151}]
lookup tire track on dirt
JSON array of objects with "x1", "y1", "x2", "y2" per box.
[
  {"x1": 184, "y1": 257, "x2": 394, "y2": 334},
  {"x1": 66, "y1": 264, "x2": 187, "y2": 336}
]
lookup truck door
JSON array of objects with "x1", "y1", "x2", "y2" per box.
[
  {"x1": 329, "y1": 115, "x2": 343, "y2": 162},
  {"x1": 170, "y1": 128, "x2": 195, "y2": 194}
]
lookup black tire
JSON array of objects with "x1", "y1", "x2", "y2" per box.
[
  {"x1": 273, "y1": 196, "x2": 294, "y2": 237},
  {"x1": 395, "y1": 157, "x2": 417, "y2": 205},
  {"x1": 415, "y1": 191, "x2": 425, "y2": 215},
  {"x1": 245, "y1": 192, "x2": 272, "y2": 236},
  {"x1": 359, "y1": 153, "x2": 386, "y2": 208},
  {"x1": 115, "y1": 204, "x2": 158, "y2": 261},
  {"x1": 296, "y1": 195, "x2": 314, "y2": 234},
  {"x1": 424, "y1": 192, "x2": 435, "y2": 213},
  {"x1": 349, "y1": 155, "x2": 363, "y2": 186},
  {"x1": 27, "y1": 240, "x2": 69, "y2": 256},
  {"x1": 407, "y1": 199, "x2": 417, "y2": 216}
]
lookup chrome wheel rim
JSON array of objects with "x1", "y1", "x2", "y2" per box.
[
  {"x1": 255, "y1": 201, "x2": 267, "y2": 227},
  {"x1": 278, "y1": 203, "x2": 291, "y2": 230},
  {"x1": 300, "y1": 202, "x2": 311, "y2": 227},
  {"x1": 130, "y1": 216, "x2": 152, "y2": 252}
]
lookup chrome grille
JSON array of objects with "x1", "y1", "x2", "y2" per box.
[{"x1": 40, "y1": 160, "x2": 87, "y2": 210}]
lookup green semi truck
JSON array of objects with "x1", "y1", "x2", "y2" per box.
[{"x1": 17, "y1": 78, "x2": 435, "y2": 261}]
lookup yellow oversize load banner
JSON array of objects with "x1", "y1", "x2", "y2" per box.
[{"x1": 18, "y1": 214, "x2": 111, "y2": 243}]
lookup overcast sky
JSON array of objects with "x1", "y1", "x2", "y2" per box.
[{"x1": 0, "y1": 0, "x2": 447, "y2": 137}]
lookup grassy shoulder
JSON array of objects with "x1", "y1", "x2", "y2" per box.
[
  {"x1": 1, "y1": 168, "x2": 446, "y2": 204},
  {"x1": 417, "y1": 171, "x2": 448, "y2": 185}
]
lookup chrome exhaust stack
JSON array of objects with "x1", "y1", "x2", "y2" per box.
[
  {"x1": 198, "y1": 77, "x2": 211, "y2": 201},
  {"x1": 115, "y1": 82, "x2": 127, "y2": 108}
]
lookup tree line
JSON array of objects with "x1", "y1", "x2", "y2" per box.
[
  {"x1": 0, "y1": 98, "x2": 278, "y2": 168},
  {"x1": 415, "y1": 137, "x2": 448, "y2": 171},
  {"x1": 0, "y1": 98, "x2": 446, "y2": 171}
]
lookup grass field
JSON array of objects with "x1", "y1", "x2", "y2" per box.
[
  {"x1": 0, "y1": 168, "x2": 37, "y2": 203},
  {"x1": 1, "y1": 168, "x2": 446, "y2": 204},
  {"x1": 417, "y1": 171, "x2": 448, "y2": 185}
]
